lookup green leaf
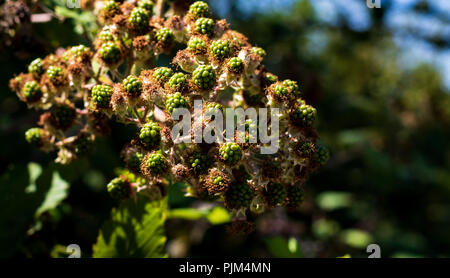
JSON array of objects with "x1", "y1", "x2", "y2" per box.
[
  {"x1": 168, "y1": 208, "x2": 207, "y2": 220},
  {"x1": 339, "y1": 229, "x2": 373, "y2": 249},
  {"x1": 93, "y1": 196, "x2": 167, "y2": 258},
  {"x1": 0, "y1": 163, "x2": 70, "y2": 257},
  {"x1": 167, "y1": 206, "x2": 230, "y2": 225},
  {"x1": 35, "y1": 172, "x2": 69, "y2": 216},
  {"x1": 316, "y1": 191, "x2": 352, "y2": 211},
  {"x1": 264, "y1": 236, "x2": 303, "y2": 258},
  {"x1": 206, "y1": 207, "x2": 230, "y2": 225}
]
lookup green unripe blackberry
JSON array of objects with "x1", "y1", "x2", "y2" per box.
[
  {"x1": 273, "y1": 84, "x2": 289, "y2": 97},
  {"x1": 28, "y1": 58, "x2": 44, "y2": 77},
  {"x1": 315, "y1": 145, "x2": 330, "y2": 166},
  {"x1": 107, "y1": 177, "x2": 131, "y2": 200},
  {"x1": 210, "y1": 40, "x2": 233, "y2": 59},
  {"x1": 139, "y1": 121, "x2": 161, "y2": 147},
  {"x1": 265, "y1": 182, "x2": 287, "y2": 206},
  {"x1": 187, "y1": 37, "x2": 206, "y2": 52},
  {"x1": 51, "y1": 104, "x2": 76, "y2": 130},
  {"x1": 204, "y1": 168, "x2": 230, "y2": 194},
  {"x1": 205, "y1": 102, "x2": 223, "y2": 117},
  {"x1": 126, "y1": 151, "x2": 144, "y2": 172},
  {"x1": 129, "y1": 7, "x2": 150, "y2": 32},
  {"x1": 91, "y1": 84, "x2": 113, "y2": 108},
  {"x1": 195, "y1": 17, "x2": 214, "y2": 36},
  {"x1": 273, "y1": 79, "x2": 299, "y2": 98},
  {"x1": 292, "y1": 100, "x2": 317, "y2": 126},
  {"x1": 252, "y1": 47, "x2": 266, "y2": 58},
  {"x1": 25, "y1": 127, "x2": 44, "y2": 145},
  {"x1": 155, "y1": 27, "x2": 175, "y2": 46},
  {"x1": 219, "y1": 142, "x2": 242, "y2": 165},
  {"x1": 98, "y1": 42, "x2": 121, "y2": 65},
  {"x1": 22, "y1": 81, "x2": 42, "y2": 103},
  {"x1": 206, "y1": 102, "x2": 222, "y2": 112},
  {"x1": 73, "y1": 133, "x2": 93, "y2": 155},
  {"x1": 213, "y1": 176, "x2": 225, "y2": 186},
  {"x1": 69, "y1": 45, "x2": 90, "y2": 59},
  {"x1": 123, "y1": 75, "x2": 142, "y2": 96},
  {"x1": 143, "y1": 151, "x2": 168, "y2": 175},
  {"x1": 192, "y1": 65, "x2": 215, "y2": 89},
  {"x1": 228, "y1": 57, "x2": 243, "y2": 73},
  {"x1": 137, "y1": 0, "x2": 154, "y2": 12},
  {"x1": 153, "y1": 67, "x2": 173, "y2": 82},
  {"x1": 287, "y1": 185, "x2": 304, "y2": 207},
  {"x1": 46, "y1": 66, "x2": 64, "y2": 84},
  {"x1": 168, "y1": 72, "x2": 187, "y2": 90},
  {"x1": 189, "y1": 151, "x2": 210, "y2": 174},
  {"x1": 298, "y1": 141, "x2": 315, "y2": 157},
  {"x1": 225, "y1": 183, "x2": 254, "y2": 209},
  {"x1": 98, "y1": 29, "x2": 114, "y2": 42},
  {"x1": 103, "y1": 0, "x2": 119, "y2": 12},
  {"x1": 189, "y1": 1, "x2": 210, "y2": 19},
  {"x1": 282, "y1": 79, "x2": 299, "y2": 95},
  {"x1": 165, "y1": 92, "x2": 188, "y2": 114},
  {"x1": 264, "y1": 72, "x2": 278, "y2": 84}
]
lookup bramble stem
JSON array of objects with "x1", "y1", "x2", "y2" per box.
[{"x1": 156, "y1": 0, "x2": 165, "y2": 18}]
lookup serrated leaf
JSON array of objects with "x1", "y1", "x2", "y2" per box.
[{"x1": 93, "y1": 196, "x2": 168, "y2": 258}]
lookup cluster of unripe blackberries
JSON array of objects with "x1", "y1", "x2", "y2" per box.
[{"x1": 10, "y1": 1, "x2": 329, "y2": 220}]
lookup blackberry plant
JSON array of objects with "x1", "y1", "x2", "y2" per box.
[{"x1": 10, "y1": 0, "x2": 328, "y2": 227}]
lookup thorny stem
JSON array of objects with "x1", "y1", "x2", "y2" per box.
[
  {"x1": 95, "y1": 65, "x2": 103, "y2": 82},
  {"x1": 133, "y1": 106, "x2": 145, "y2": 123},
  {"x1": 111, "y1": 69, "x2": 124, "y2": 81},
  {"x1": 156, "y1": 0, "x2": 165, "y2": 18},
  {"x1": 118, "y1": 117, "x2": 140, "y2": 125}
]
